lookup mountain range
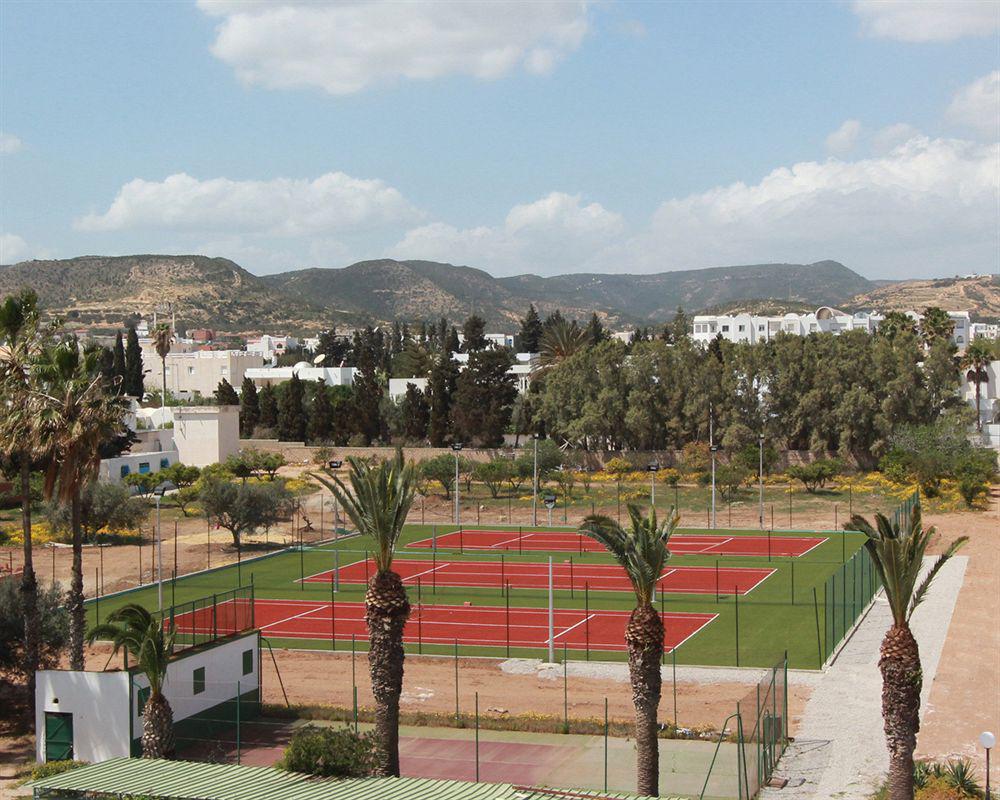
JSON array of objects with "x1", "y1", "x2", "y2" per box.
[{"x1": 1, "y1": 254, "x2": 995, "y2": 335}]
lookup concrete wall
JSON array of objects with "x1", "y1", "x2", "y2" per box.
[{"x1": 36, "y1": 670, "x2": 131, "y2": 762}]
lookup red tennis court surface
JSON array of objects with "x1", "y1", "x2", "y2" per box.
[
  {"x1": 302, "y1": 558, "x2": 774, "y2": 596},
  {"x1": 409, "y1": 528, "x2": 826, "y2": 558},
  {"x1": 174, "y1": 598, "x2": 717, "y2": 652}
]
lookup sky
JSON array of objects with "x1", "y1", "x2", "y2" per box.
[{"x1": 0, "y1": 0, "x2": 998, "y2": 279}]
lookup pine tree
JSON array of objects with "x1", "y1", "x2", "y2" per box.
[
  {"x1": 112, "y1": 331, "x2": 127, "y2": 390},
  {"x1": 351, "y1": 333, "x2": 384, "y2": 444},
  {"x1": 258, "y1": 384, "x2": 278, "y2": 429},
  {"x1": 308, "y1": 381, "x2": 332, "y2": 443},
  {"x1": 445, "y1": 326, "x2": 461, "y2": 354},
  {"x1": 124, "y1": 326, "x2": 144, "y2": 397},
  {"x1": 427, "y1": 354, "x2": 458, "y2": 446},
  {"x1": 214, "y1": 378, "x2": 240, "y2": 406},
  {"x1": 462, "y1": 315, "x2": 487, "y2": 351},
  {"x1": 239, "y1": 377, "x2": 260, "y2": 438},
  {"x1": 518, "y1": 304, "x2": 543, "y2": 352},
  {"x1": 585, "y1": 313, "x2": 607, "y2": 346},
  {"x1": 452, "y1": 349, "x2": 517, "y2": 446},
  {"x1": 277, "y1": 374, "x2": 307, "y2": 442}
]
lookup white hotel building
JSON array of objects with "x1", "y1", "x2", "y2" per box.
[{"x1": 691, "y1": 307, "x2": 973, "y2": 350}]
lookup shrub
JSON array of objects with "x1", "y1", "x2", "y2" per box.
[
  {"x1": 24, "y1": 760, "x2": 87, "y2": 783},
  {"x1": 0, "y1": 579, "x2": 70, "y2": 677},
  {"x1": 786, "y1": 459, "x2": 841, "y2": 493},
  {"x1": 277, "y1": 725, "x2": 376, "y2": 778},
  {"x1": 679, "y1": 442, "x2": 710, "y2": 475}
]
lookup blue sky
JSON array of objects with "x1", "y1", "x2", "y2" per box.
[{"x1": 1, "y1": 1, "x2": 997, "y2": 278}]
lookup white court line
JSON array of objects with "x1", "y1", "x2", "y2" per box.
[
  {"x1": 793, "y1": 536, "x2": 828, "y2": 557},
  {"x1": 297, "y1": 554, "x2": 368, "y2": 583},
  {"x1": 549, "y1": 613, "x2": 597, "y2": 643},
  {"x1": 699, "y1": 536, "x2": 735, "y2": 552},
  {"x1": 259, "y1": 604, "x2": 329, "y2": 630},
  {"x1": 403, "y1": 562, "x2": 452, "y2": 582},
  {"x1": 741, "y1": 568, "x2": 777, "y2": 595},
  {"x1": 665, "y1": 612, "x2": 721, "y2": 653},
  {"x1": 489, "y1": 532, "x2": 534, "y2": 549}
]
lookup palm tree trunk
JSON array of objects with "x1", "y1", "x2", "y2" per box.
[
  {"x1": 68, "y1": 492, "x2": 85, "y2": 670},
  {"x1": 626, "y1": 604, "x2": 664, "y2": 797},
  {"x1": 161, "y1": 358, "x2": 167, "y2": 416},
  {"x1": 365, "y1": 570, "x2": 410, "y2": 776},
  {"x1": 975, "y1": 378, "x2": 982, "y2": 431},
  {"x1": 20, "y1": 459, "x2": 40, "y2": 720},
  {"x1": 880, "y1": 624, "x2": 921, "y2": 800},
  {"x1": 142, "y1": 692, "x2": 176, "y2": 759}
]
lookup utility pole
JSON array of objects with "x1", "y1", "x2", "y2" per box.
[{"x1": 452, "y1": 443, "x2": 464, "y2": 525}]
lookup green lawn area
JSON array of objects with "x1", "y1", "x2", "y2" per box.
[{"x1": 87, "y1": 521, "x2": 873, "y2": 670}]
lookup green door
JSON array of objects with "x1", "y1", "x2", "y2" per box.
[{"x1": 44, "y1": 712, "x2": 73, "y2": 762}]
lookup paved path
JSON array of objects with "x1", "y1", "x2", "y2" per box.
[{"x1": 761, "y1": 556, "x2": 967, "y2": 800}]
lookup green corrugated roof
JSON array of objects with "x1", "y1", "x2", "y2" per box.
[{"x1": 26, "y1": 759, "x2": 667, "y2": 800}]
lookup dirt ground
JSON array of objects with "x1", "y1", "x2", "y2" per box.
[{"x1": 917, "y1": 494, "x2": 999, "y2": 784}]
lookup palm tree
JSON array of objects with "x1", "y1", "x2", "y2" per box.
[
  {"x1": 0, "y1": 289, "x2": 48, "y2": 715},
  {"x1": 579, "y1": 505, "x2": 678, "y2": 796},
  {"x1": 960, "y1": 338, "x2": 993, "y2": 431},
  {"x1": 33, "y1": 338, "x2": 128, "y2": 669},
  {"x1": 918, "y1": 306, "x2": 954, "y2": 348},
  {"x1": 538, "y1": 318, "x2": 587, "y2": 372},
  {"x1": 87, "y1": 603, "x2": 176, "y2": 758},
  {"x1": 847, "y1": 508, "x2": 966, "y2": 800},
  {"x1": 151, "y1": 323, "x2": 172, "y2": 415},
  {"x1": 310, "y1": 452, "x2": 417, "y2": 776}
]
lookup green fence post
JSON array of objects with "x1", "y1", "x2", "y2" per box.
[
  {"x1": 672, "y1": 647, "x2": 678, "y2": 726},
  {"x1": 95, "y1": 569, "x2": 100, "y2": 624},
  {"x1": 236, "y1": 678, "x2": 241, "y2": 765},
  {"x1": 455, "y1": 639, "x2": 460, "y2": 722},
  {"x1": 563, "y1": 642, "x2": 568, "y2": 733},
  {"x1": 475, "y1": 691, "x2": 480, "y2": 782},
  {"x1": 790, "y1": 559, "x2": 795, "y2": 605},
  {"x1": 353, "y1": 685, "x2": 358, "y2": 733},
  {"x1": 813, "y1": 587, "x2": 822, "y2": 668},
  {"x1": 734, "y1": 589, "x2": 740, "y2": 667}
]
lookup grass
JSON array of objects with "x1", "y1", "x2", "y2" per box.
[{"x1": 86, "y1": 520, "x2": 870, "y2": 670}]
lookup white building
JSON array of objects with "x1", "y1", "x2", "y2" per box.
[
  {"x1": 961, "y1": 359, "x2": 1000, "y2": 432},
  {"x1": 245, "y1": 334, "x2": 298, "y2": 363},
  {"x1": 691, "y1": 307, "x2": 972, "y2": 349},
  {"x1": 36, "y1": 631, "x2": 259, "y2": 762},
  {"x1": 388, "y1": 377, "x2": 428, "y2": 401},
  {"x1": 972, "y1": 322, "x2": 1000, "y2": 340},
  {"x1": 485, "y1": 333, "x2": 515, "y2": 348},
  {"x1": 244, "y1": 361, "x2": 355, "y2": 389},
  {"x1": 147, "y1": 350, "x2": 264, "y2": 400},
  {"x1": 99, "y1": 406, "x2": 240, "y2": 482}
]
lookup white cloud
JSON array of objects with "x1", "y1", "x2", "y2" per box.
[
  {"x1": 390, "y1": 191, "x2": 624, "y2": 274},
  {"x1": 0, "y1": 233, "x2": 30, "y2": 263},
  {"x1": 622, "y1": 135, "x2": 998, "y2": 276},
  {"x1": 946, "y1": 71, "x2": 1000, "y2": 138},
  {"x1": 825, "y1": 120, "x2": 862, "y2": 154},
  {"x1": 75, "y1": 171, "x2": 419, "y2": 235},
  {"x1": 871, "y1": 123, "x2": 921, "y2": 153},
  {"x1": 852, "y1": 1, "x2": 1000, "y2": 42},
  {"x1": 0, "y1": 132, "x2": 22, "y2": 154},
  {"x1": 198, "y1": 0, "x2": 589, "y2": 95}
]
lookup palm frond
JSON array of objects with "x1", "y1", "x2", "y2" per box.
[{"x1": 908, "y1": 535, "x2": 967, "y2": 621}]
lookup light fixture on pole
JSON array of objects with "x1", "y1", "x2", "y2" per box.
[
  {"x1": 980, "y1": 731, "x2": 995, "y2": 799},
  {"x1": 532, "y1": 433, "x2": 541, "y2": 527},
  {"x1": 451, "y1": 443, "x2": 464, "y2": 526},
  {"x1": 152, "y1": 480, "x2": 176, "y2": 612},
  {"x1": 758, "y1": 434, "x2": 765, "y2": 530},
  {"x1": 647, "y1": 462, "x2": 660, "y2": 507}
]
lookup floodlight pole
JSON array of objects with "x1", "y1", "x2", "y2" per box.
[
  {"x1": 452, "y1": 443, "x2": 464, "y2": 526},
  {"x1": 532, "y1": 434, "x2": 540, "y2": 527},
  {"x1": 548, "y1": 556, "x2": 554, "y2": 664},
  {"x1": 648, "y1": 463, "x2": 660, "y2": 508},
  {"x1": 758, "y1": 435, "x2": 765, "y2": 530},
  {"x1": 155, "y1": 494, "x2": 163, "y2": 612}
]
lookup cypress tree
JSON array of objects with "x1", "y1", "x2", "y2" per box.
[
  {"x1": 214, "y1": 378, "x2": 240, "y2": 406},
  {"x1": 258, "y1": 384, "x2": 278, "y2": 429},
  {"x1": 278, "y1": 374, "x2": 307, "y2": 442},
  {"x1": 239, "y1": 377, "x2": 260, "y2": 438},
  {"x1": 400, "y1": 383, "x2": 430, "y2": 441},
  {"x1": 428, "y1": 354, "x2": 458, "y2": 446},
  {"x1": 445, "y1": 326, "x2": 461, "y2": 354},
  {"x1": 112, "y1": 330, "x2": 126, "y2": 390},
  {"x1": 462, "y1": 315, "x2": 488, "y2": 351},
  {"x1": 307, "y1": 381, "x2": 332, "y2": 444},
  {"x1": 124, "y1": 326, "x2": 144, "y2": 397}
]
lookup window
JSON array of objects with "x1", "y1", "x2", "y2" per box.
[
  {"x1": 193, "y1": 667, "x2": 205, "y2": 695},
  {"x1": 137, "y1": 685, "x2": 150, "y2": 715},
  {"x1": 159, "y1": 458, "x2": 170, "y2": 470},
  {"x1": 738, "y1": 325, "x2": 745, "y2": 332},
  {"x1": 221, "y1": 367, "x2": 229, "y2": 375},
  {"x1": 138, "y1": 462, "x2": 150, "y2": 474},
  {"x1": 721, "y1": 325, "x2": 729, "y2": 332},
  {"x1": 758, "y1": 325, "x2": 765, "y2": 332},
  {"x1": 164, "y1": 366, "x2": 171, "y2": 374},
  {"x1": 242, "y1": 649, "x2": 253, "y2": 676},
  {"x1": 187, "y1": 366, "x2": 194, "y2": 375},
  {"x1": 120, "y1": 465, "x2": 130, "y2": 478}
]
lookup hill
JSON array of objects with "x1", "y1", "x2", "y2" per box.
[
  {"x1": 1, "y1": 254, "x2": 887, "y2": 333},
  {"x1": 849, "y1": 275, "x2": 1000, "y2": 321},
  {"x1": 0, "y1": 255, "x2": 330, "y2": 335}
]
